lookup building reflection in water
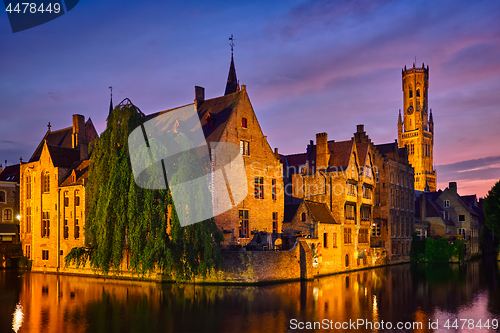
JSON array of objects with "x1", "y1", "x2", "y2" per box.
[{"x1": 6, "y1": 256, "x2": 500, "y2": 333}]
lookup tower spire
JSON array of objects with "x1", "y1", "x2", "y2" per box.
[
  {"x1": 109, "y1": 86, "x2": 114, "y2": 114},
  {"x1": 225, "y1": 35, "x2": 239, "y2": 96}
]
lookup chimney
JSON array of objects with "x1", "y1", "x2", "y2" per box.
[
  {"x1": 449, "y1": 182, "x2": 457, "y2": 194},
  {"x1": 316, "y1": 132, "x2": 330, "y2": 170},
  {"x1": 72, "y1": 114, "x2": 88, "y2": 160},
  {"x1": 357, "y1": 124, "x2": 364, "y2": 133},
  {"x1": 194, "y1": 86, "x2": 205, "y2": 111}
]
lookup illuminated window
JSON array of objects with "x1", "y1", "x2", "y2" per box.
[
  {"x1": 43, "y1": 172, "x2": 50, "y2": 193},
  {"x1": 239, "y1": 210, "x2": 249, "y2": 238},
  {"x1": 345, "y1": 204, "x2": 356, "y2": 221},
  {"x1": 240, "y1": 140, "x2": 250, "y2": 156},
  {"x1": 361, "y1": 206, "x2": 371, "y2": 221},
  {"x1": 26, "y1": 206, "x2": 31, "y2": 233},
  {"x1": 42, "y1": 212, "x2": 50, "y2": 238},
  {"x1": 254, "y1": 177, "x2": 264, "y2": 199},
  {"x1": 26, "y1": 175, "x2": 32, "y2": 199}
]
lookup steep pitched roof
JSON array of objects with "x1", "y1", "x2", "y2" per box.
[
  {"x1": 30, "y1": 127, "x2": 73, "y2": 162},
  {"x1": 0, "y1": 164, "x2": 20, "y2": 182},
  {"x1": 147, "y1": 90, "x2": 242, "y2": 146},
  {"x1": 60, "y1": 160, "x2": 90, "y2": 187},
  {"x1": 356, "y1": 142, "x2": 369, "y2": 166},
  {"x1": 281, "y1": 152, "x2": 308, "y2": 175},
  {"x1": 328, "y1": 140, "x2": 353, "y2": 170},
  {"x1": 46, "y1": 145, "x2": 81, "y2": 168},
  {"x1": 304, "y1": 200, "x2": 337, "y2": 224},
  {"x1": 224, "y1": 54, "x2": 239, "y2": 95},
  {"x1": 284, "y1": 204, "x2": 300, "y2": 223}
]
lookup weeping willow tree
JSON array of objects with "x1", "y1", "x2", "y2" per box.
[{"x1": 65, "y1": 100, "x2": 223, "y2": 279}]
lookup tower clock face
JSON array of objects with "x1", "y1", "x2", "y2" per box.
[{"x1": 407, "y1": 105, "x2": 414, "y2": 115}]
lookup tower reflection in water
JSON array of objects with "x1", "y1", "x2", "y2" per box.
[{"x1": 7, "y1": 258, "x2": 500, "y2": 333}]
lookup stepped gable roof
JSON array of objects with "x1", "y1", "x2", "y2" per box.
[
  {"x1": 46, "y1": 145, "x2": 81, "y2": 168},
  {"x1": 60, "y1": 160, "x2": 90, "y2": 187},
  {"x1": 284, "y1": 203, "x2": 301, "y2": 223},
  {"x1": 304, "y1": 200, "x2": 337, "y2": 224},
  {"x1": 327, "y1": 140, "x2": 353, "y2": 170},
  {"x1": 356, "y1": 142, "x2": 369, "y2": 166},
  {"x1": 0, "y1": 164, "x2": 20, "y2": 182},
  {"x1": 146, "y1": 90, "x2": 242, "y2": 145}
]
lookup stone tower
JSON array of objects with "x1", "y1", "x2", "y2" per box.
[{"x1": 398, "y1": 63, "x2": 436, "y2": 191}]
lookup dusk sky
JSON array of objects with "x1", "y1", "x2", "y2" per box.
[{"x1": 1, "y1": 0, "x2": 500, "y2": 197}]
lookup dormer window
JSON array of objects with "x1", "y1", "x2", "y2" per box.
[
  {"x1": 241, "y1": 117, "x2": 247, "y2": 128},
  {"x1": 206, "y1": 113, "x2": 214, "y2": 128}
]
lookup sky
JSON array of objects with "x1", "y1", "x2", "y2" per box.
[{"x1": 1, "y1": 0, "x2": 499, "y2": 198}]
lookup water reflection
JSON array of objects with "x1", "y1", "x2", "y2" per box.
[{"x1": 0, "y1": 256, "x2": 499, "y2": 332}]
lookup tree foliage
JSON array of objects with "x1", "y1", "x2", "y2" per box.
[
  {"x1": 65, "y1": 101, "x2": 223, "y2": 279},
  {"x1": 484, "y1": 179, "x2": 500, "y2": 241}
]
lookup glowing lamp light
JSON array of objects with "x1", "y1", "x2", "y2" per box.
[
  {"x1": 12, "y1": 303, "x2": 23, "y2": 333},
  {"x1": 16, "y1": 214, "x2": 21, "y2": 221}
]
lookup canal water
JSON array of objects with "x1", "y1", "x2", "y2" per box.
[{"x1": 1, "y1": 256, "x2": 499, "y2": 332}]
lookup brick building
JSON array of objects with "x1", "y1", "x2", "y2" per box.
[
  {"x1": 146, "y1": 55, "x2": 284, "y2": 247},
  {"x1": 20, "y1": 115, "x2": 97, "y2": 271},
  {"x1": 371, "y1": 141, "x2": 415, "y2": 262},
  {"x1": 281, "y1": 125, "x2": 378, "y2": 272},
  {"x1": 398, "y1": 63, "x2": 436, "y2": 191}
]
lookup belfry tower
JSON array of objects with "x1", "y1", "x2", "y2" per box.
[{"x1": 398, "y1": 63, "x2": 436, "y2": 191}]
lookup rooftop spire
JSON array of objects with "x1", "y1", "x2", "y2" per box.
[
  {"x1": 109, "y1": 86, "x2": 114, "y2": 114},
  {"x1": 224, "y1": 35, "x2": 239, "y2": 95}
]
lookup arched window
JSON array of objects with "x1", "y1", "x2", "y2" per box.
[
  {"x1": 409, "y1": 86, "x2": 413, "y2": 98},
  {"x1": 42, "y1": 172, "x2": 50, "y2": 193},
  {"x1": 345, "y1": 254, "x2": 350, "y2": 267},
  {"x1": 75, "y1": 191, "x2": 80, "y2": 207},
  {"x1": 64, "y1": 191, "x2": 69, "y2": 207},
  {"x1": 301, "y1": 212, "x2": 306, "y2": 222},
  {"x1": 416, "y1": 89, "x2": 420, "y2": 97},
  {"x1": 3, "y1": 209, "x2": 13, "y2": 221},
  {"x1": 26, "y1": 173, "x2": 32, "y2": 199}
]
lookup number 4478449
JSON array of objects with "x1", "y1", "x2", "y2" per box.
[
  {"x1": 5, "y1": 3, "x2": 61, "y2": 14},
  {"x1": 444, "y1": 318, "x2": 499, "y2": 330}
]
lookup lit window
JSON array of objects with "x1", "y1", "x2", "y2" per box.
[
  {"x1": 345, "y1": 204, "x2": 356, "y2": 220},
  {"x1": 42, "y1": 212, "x2": 50, "y2": 238},
  {"x1": 240, "y1": 140, "x2": 249, "y2": 156},
  {"x1": 361, "y1": 206, "x2": 371, "y2": 221},
  {"x1": 43, "y1": 172, "x2": 50, "y2": 193},
  {"x1": 239, "y1": 210, "x2": 249, "y2": 238},
  {"x1": 254, "y1": 177, "x2": 264, "y2": 199}
]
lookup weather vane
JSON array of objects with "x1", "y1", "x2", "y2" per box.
[
  {"x1": 109, "y1": 86, "x2": 113, "y2": 98},
  {"x1": 229, "y1": 34, "x2": 235, "y2": 54}
]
